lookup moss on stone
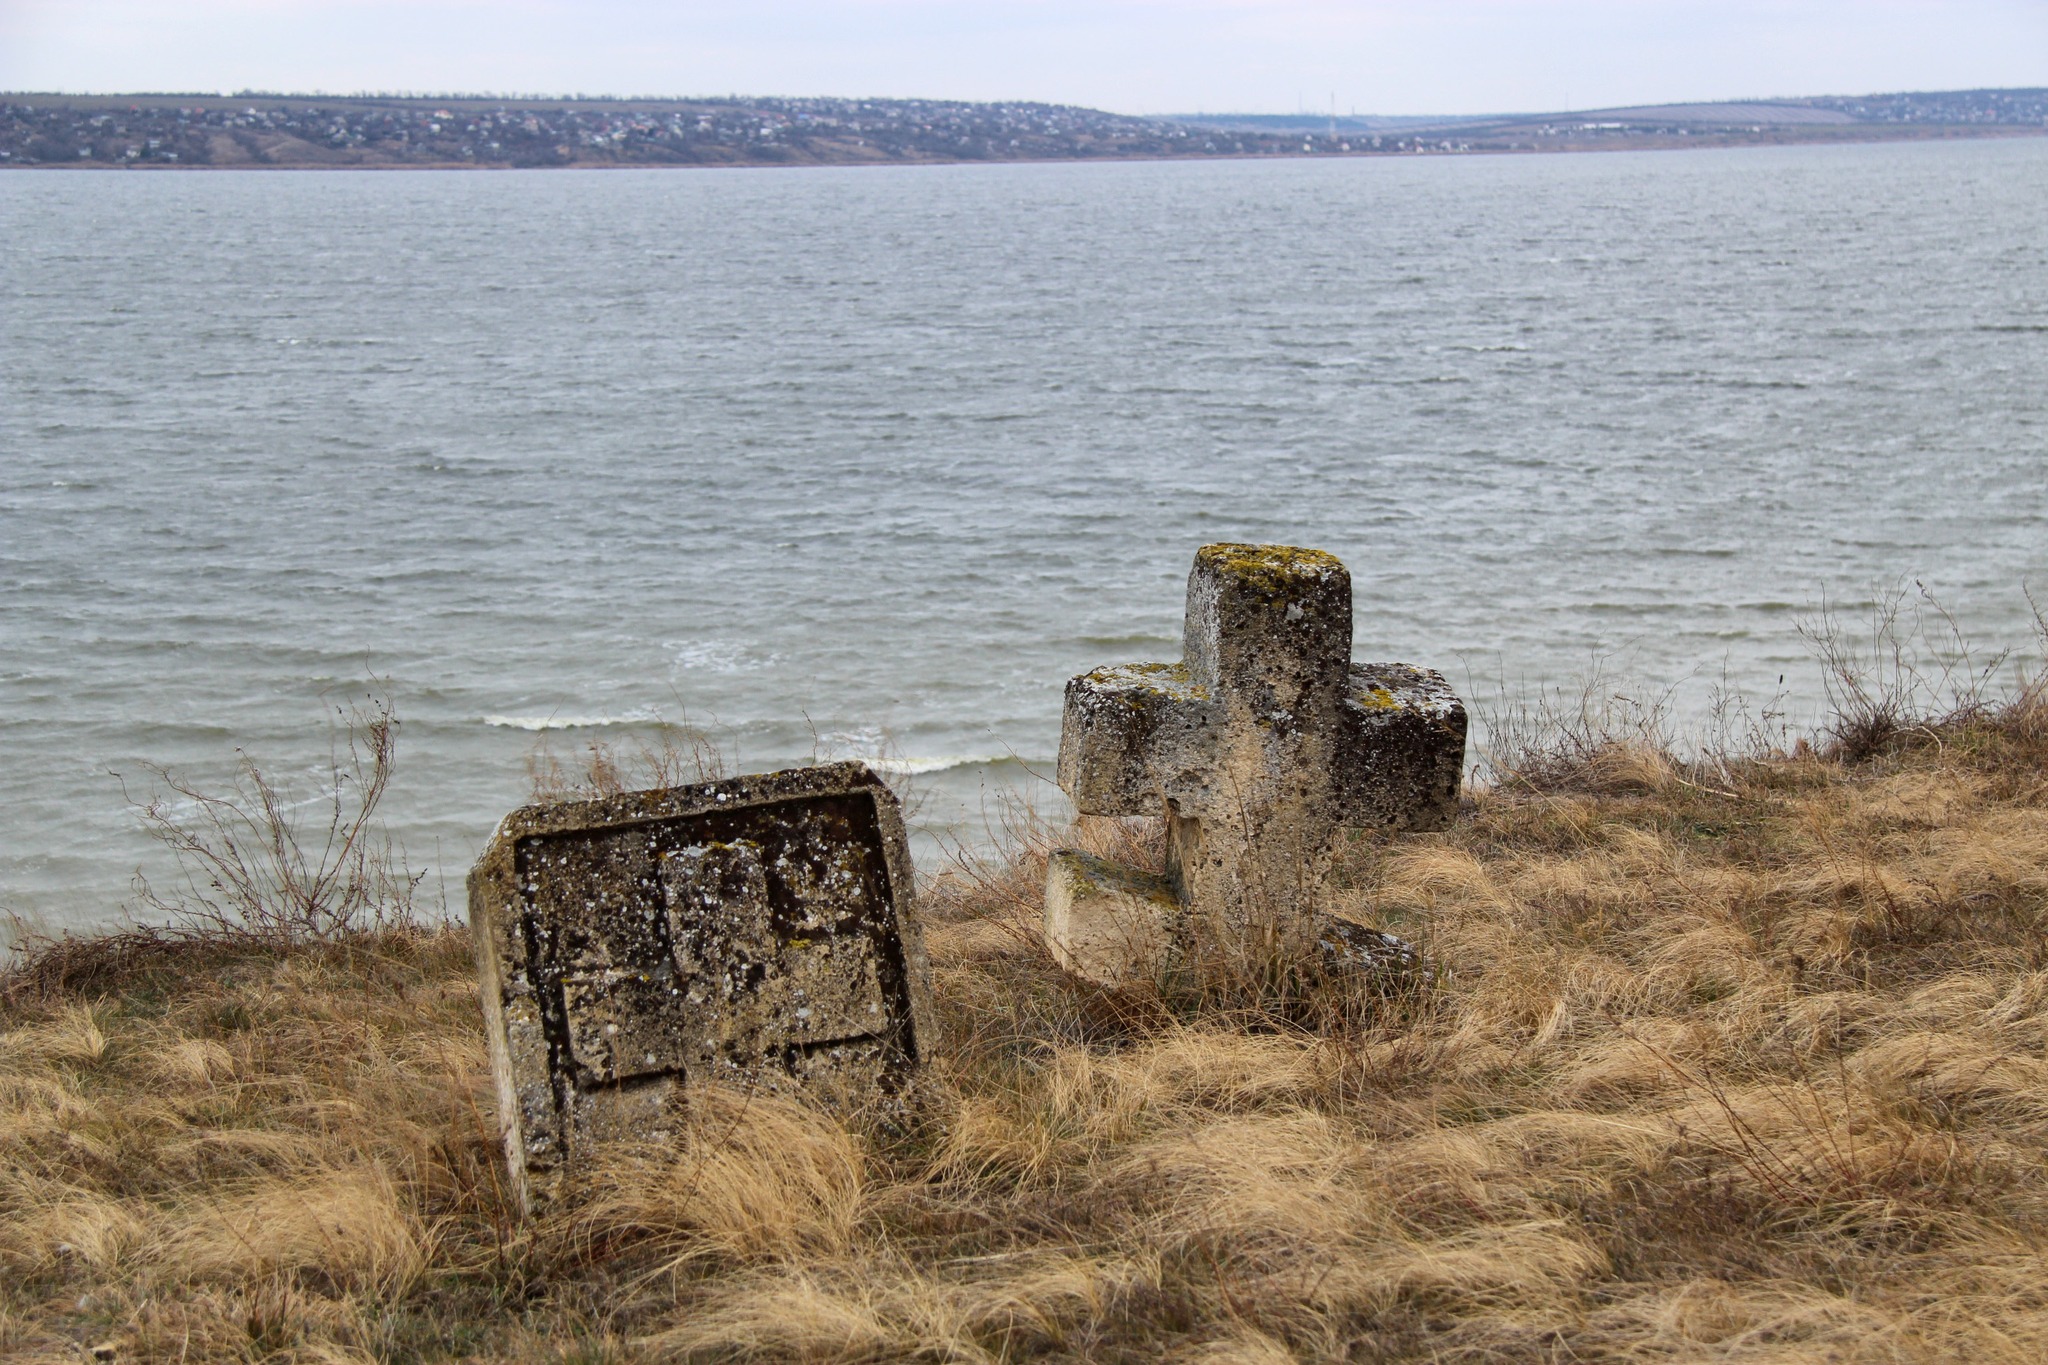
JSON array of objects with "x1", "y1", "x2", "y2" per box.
[
  {"x1": 1052, "y1": 847, "x2": 1181, "y2": 907},
  {"x1": 1196, "y1": 542, "x2": 1344, "y2": 593}
]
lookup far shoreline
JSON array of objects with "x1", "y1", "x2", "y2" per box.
[{"x1": 5, "y1": 123, "x2": 2044, "y2": 173}]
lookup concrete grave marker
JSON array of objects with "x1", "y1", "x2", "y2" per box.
[
  {"x1": 1049, "y1": 543, "x2": 1465, "y2": 984},
  {"x1": 470, "y1": 761, "x2": 932, "y2": 1211}
]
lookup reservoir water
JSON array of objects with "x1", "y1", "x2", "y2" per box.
[{"x1": 4, "y1": 139, "x2": 2046, "y2": 936}]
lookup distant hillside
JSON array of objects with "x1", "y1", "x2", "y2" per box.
[
  {"x1": 0, "y1": 93, "x2": 1220, "y2": 168},
  {"x1": 1177, "y1": 87, "x2": 2048, "y2": 139},
  {"x1": 5, "y1": 86, "x2": 2045, "y2": 169}
]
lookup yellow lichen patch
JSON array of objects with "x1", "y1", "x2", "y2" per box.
[
  {"x1": 1085, "y1": 660, "x2": 1211, "y2": 707},
  {"x1": 1196, "y1": 541, "x2": 1345, "y2": 593},
  {"x1": 1088, "y1": 662, "x2": 1179, "y2": 687}
]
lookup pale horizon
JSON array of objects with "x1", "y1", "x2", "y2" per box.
[{"x1": 3, "y1": 1, "x2": 2044, "y2": 118}]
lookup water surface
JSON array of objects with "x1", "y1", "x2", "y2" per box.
[{"x1": 4, "y1": 140, "x2": 2045, "y2": 933}]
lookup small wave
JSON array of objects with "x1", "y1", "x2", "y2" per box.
[
  {"x1": 668, "y1": 640, "x2": 778, "y2": 674},
  {"x1": 483, "y1": 714, "x2": 638, "y2": 731},
  {"x1": 862, "y1": 754, "x2": 1026, "y2": 776}
]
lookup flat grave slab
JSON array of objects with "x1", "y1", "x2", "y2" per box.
[{"x1": 469, "y1": 761, "x2": 931, "y2": 1210}]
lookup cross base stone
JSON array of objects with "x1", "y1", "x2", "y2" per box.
[
  {"x1": 1044, "y1": 843, "x2": 1419, "y2": 988},
  {"x1": 1315, "y1": 916, "x2": 1419, "y2": 974},
  {"x1": 1044, "y1": 849, "x2": 1181, "y2": 987}
]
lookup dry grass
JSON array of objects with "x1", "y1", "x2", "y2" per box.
[{"x1": 7, "y1": 694, "x2": 2048, "y2": 1361}]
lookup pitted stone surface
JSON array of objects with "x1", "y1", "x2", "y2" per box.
[
  {"x1": 1054, "y1": 543, "x2": 1466, "y2": 949},
  {"x1": 1044, "y1": 849, "x2": 1181, "y2": 987},
  {"x1": 469, "y1": 761, "x2": 931, "y2": 1212}
]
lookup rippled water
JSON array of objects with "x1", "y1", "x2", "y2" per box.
[{"x1": 5, "y1": 140, "x2": 2046, "y2": 934}]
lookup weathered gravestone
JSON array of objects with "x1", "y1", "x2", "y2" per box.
[
  {"x1": 470, "y1": 761, "x2": 932, "y2": 1212},
  {"x1": 1048, "y1": 543, "x2": 1465, "y2": 985}
]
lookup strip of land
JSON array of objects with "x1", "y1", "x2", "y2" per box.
[
  {"x1": 4, "y1": 87, "x2": 2045, "y2": 169},
  {"x1": 5, "y1": 684, "x2": 2047, "y2": 1358}
]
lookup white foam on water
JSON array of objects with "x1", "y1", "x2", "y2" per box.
[
  {"x1": 862, "y1": 754, "x2": 1021, "y2": 776},
  {"x1": 668, "y1": 640, "x2": 778, "y2": 674},
  {"x1": 482, "y1": 714, "x2": 638, "y2": 732}
]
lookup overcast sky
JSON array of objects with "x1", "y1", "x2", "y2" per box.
[{"x1": 3, "y1": 1, "x2": 2044, "y2": 115}]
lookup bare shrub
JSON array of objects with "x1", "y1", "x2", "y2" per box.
[
  {"x1": 124, "y1": 690, "x2": 423, "y2": 945},
  {"x1": 1999, "y1": 588, "x2": 2048, "y2": 749},
  {"x1": 1478, "y1": 661, "x2": 1681, "y2": 792},
  {"x1": 1480, "y1": 583, "x2": 2041, "y2": 789},
  {"x1": 1698, "y1": 659, "x2": 1795, "y2": 779},
  {"x1": 2, "y1": 923, "x2": 207, "y2": 1007},
  {"x1": 1799, "y1": 580, "x2": 2011, "y2": 760}
]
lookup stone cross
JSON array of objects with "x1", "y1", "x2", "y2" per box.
[
  {"x1": 470, "y1": 761, "x2": 932, "y2": 1212},
  {"x1": 1049, "y1": 543, "x2": 1465, "y2": 982}
]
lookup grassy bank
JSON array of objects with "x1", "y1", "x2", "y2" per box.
[{"x1": 6, "y1": 684, "x2": 2048, "y2": 1360}]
